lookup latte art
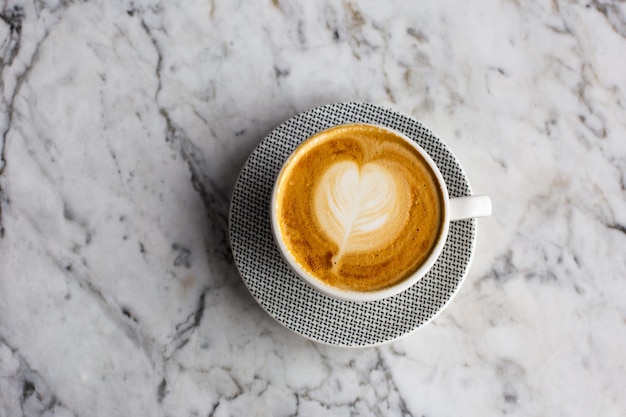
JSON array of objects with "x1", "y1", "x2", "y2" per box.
[
  {"x1": 314, "y1": 161, "x2": 410, "y2": 265},
  {"x1": 274, "y1": 124, "x2": 444, "y2": 292}
]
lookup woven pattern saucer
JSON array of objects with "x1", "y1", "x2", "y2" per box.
[{"x1": 229, "y1": 103, "x2": 476, "y2": 347}]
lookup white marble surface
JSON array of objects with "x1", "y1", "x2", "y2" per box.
[{"x1": 0, "y1": 0, "x2": 625, "y2": 415}]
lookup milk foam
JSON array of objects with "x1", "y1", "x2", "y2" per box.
[{"x1": 314, "y1": 160, "x2": 407, "y2": 258}]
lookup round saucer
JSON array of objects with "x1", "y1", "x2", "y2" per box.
[{"x1": 229, "y1": 103, "x2": 476, "y2": 347}]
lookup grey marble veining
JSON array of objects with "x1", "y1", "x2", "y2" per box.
[{"x1": 0, "y1": 0, "x2": 625, "y2": 416}]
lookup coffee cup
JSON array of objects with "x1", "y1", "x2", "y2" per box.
[{"x1": 271, "y1": 123, "x2": 491, "y2": 302}]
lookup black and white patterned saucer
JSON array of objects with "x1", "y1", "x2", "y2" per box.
[{"x1": 229, "y1": 103, "x2": 476, "y2": 347}]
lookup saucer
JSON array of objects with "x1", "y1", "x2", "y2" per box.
[{"x1": 229, "y1": 103, "x2": 476, "y2": 347}]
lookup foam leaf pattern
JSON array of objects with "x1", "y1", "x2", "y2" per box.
[{"x1": 314, "y1": 160, "x2": 407, "y2": 258}]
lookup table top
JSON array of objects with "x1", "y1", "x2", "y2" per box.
[{"x1": 1, "y1": 1, "x2": 624, "y2": 416}]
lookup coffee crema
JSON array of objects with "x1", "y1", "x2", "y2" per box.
[{"x1": 274, "y1": 124, "x2": 444, "y2": 292}]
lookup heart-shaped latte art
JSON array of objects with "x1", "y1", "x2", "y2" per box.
[{"x1": 314, "y1": 160, "x2": 409, "y2": 262}]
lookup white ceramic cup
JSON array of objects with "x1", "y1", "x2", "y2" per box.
[{"x1": 271, "y1": 124, "x2": 492, "y2": 302}]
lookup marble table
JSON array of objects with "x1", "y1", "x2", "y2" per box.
[{"x1": 1, "y1": 0, "x2": 625, "y2": 415}]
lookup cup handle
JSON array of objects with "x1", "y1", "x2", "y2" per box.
[{"x1": 448, "y1": 195, "x2": 492, "y2": 221}]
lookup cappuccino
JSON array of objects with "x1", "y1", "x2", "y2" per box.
[{"x1": 273, "y1": 124, "x2": 444, "y2": 292}]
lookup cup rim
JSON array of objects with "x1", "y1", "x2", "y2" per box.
[{"x1": 270, "y1": 123, "x2": 450, "y2": 302}]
